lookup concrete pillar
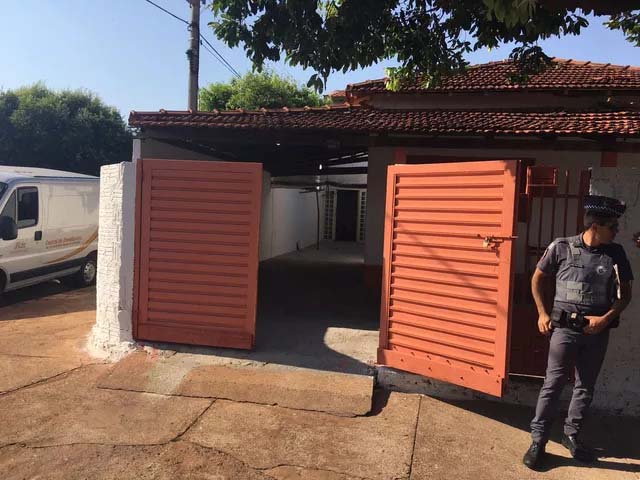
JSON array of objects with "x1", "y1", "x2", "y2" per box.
[
  {"x1": 89, "y1": 161, "x2": 137, "y2": 360},
  {"x1": 589, "y1": 166, "x2": 640, "y2": 414},
  {"x1": 364, "y1": 147, "x2": 395, "y2": 266},
  {"x1": 363, "y1": 147, "x2": 399, "y2": 291}
]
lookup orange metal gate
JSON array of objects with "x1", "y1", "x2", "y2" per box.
[
  {"x1": 133, "y1": 158, "x2": 262, "y2": 349},
  {"x1": 378, "y1": 160, "x2": 519, "y2": 397}
]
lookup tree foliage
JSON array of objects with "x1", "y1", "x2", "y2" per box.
[
  {"x1": 200, "y1": 70, "x2": 325, "y2": 110},
  {"x1": 0, "y1": 84, "x2": 131, "y2": 176},
  {"x1": 606, "y1": 11, "x2": 640, "y2": 46},
  {"x1": 207, "y1": 1, "x2": 639, "y2": 90}
]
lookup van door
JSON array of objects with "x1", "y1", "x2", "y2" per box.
[{"x1": 0, "y1": 185, "x2": 45, "y2": 288}]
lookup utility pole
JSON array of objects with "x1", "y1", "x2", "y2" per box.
[{"x1": 187, "y1": 0, "x2": 200, "y2": 111}]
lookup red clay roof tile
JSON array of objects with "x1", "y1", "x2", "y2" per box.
[
  {"x1": 347, "y1": 58, "x2": 640, "y2": 94},
  {"x1": 129, "y1": 107, "x2": 640, "y2": 137}
]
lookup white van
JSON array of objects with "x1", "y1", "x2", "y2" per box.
[{"x1": 0, "y1": 166, "x2": 99, "y2": 294}]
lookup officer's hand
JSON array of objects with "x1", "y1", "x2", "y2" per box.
[
  {"x1": 537, "y1": 313, "x2": 552, "y2": 336},
  {"x1": 584, "y1": 316, "x2": 609, "y2": 335}
]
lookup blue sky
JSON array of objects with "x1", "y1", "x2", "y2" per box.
[{"x1": 1, "y1": 1, "x2": 638, "y2": 118}]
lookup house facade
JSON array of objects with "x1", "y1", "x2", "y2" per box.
[{"x1": 93, "y1": 59, "x2": 640, "y2": 414}]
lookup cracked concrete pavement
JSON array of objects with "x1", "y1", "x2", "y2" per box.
[
  {"x1": 98, "y1": 351, "x2": 375, "y2": 417},
  {"x1": 1, "y1": 285, "x2": 640, "y2": 480},
  {"x1": 0, "y1": 286, "x2": 99, "y2": 394}
]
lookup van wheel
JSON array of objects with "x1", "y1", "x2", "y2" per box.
[{"x1": 66, "y1": 256, "x2": 97, "y2": 288}]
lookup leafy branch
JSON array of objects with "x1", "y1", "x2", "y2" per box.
[{"x1": 207, "y1": 1, "x2": 638, "y2": 91}]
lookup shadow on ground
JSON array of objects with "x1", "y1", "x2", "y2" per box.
[
  {"x1": 143, "y1": 244, "x2": 380, "y2": 376},
  {"x1": 1, "y1": 282, "x2": 95, "y2": 320},
  {"x1": 444, "y1": 397, "x2": 640, "y2": 474}
]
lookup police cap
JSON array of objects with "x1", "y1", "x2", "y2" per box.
[{"x1": 583, "y1": 195, "x2": 626, "y2": 218}]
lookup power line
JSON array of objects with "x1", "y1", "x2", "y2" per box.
[
  {"x1": 200, "y1": 42, "x2": 230, "y2": 72},
  {"x1": 200, "y1": 35, "x2": 241, "y2": 78},
  {"x1": 201, "y1": 44, "x2": 241, "y2": 79},
  {"x1": 143, "y1": 0, "x2": 187, "y2": 25},
  {"x1": 198, "y1": 40, "x2": 241, "y2": 78},
  {"x1": 142, "y1": 0, "x2": 241, "y2": 79}
]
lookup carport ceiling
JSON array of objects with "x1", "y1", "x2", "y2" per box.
[{"x1": 140, "y1": 129, "x2": 369, "y2": 177}]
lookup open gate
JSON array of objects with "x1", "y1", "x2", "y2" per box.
[
  {"x1": 378, "y1": 159, "x2": 519, "y2": 397},
  {"x1": 133, "y1": 158, "x2": 263, "y2": 349}
]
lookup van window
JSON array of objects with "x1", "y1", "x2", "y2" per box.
[
  {"x1": 17, "y1": 187, "x2": 38, "y2": 228},
  {"x1": 0, "y1": 191, "x2": 16, "y2": 221}
]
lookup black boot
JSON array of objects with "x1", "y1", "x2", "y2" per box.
[
  {"x1": 562, "y1": 434, "x2": 596, "y2": 463},
  {"x1": 523, "y1": 442, "x2": 546, "y2": 470}
]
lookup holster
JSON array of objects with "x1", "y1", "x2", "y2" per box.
[
  {"x1": 566, "y1": 312, "x2": 589, "y2": 332},
  {"x1": 551, "y1": 308, "x2": 588, "y2": 332}
]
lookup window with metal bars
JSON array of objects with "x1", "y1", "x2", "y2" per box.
[
  {"x1": 357, "y1": 190, "x2": 367, "y2": 243},
  {"x1": 323, "y1": 190, "x2": 336, "y2": 240}
]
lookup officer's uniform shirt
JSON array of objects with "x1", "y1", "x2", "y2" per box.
[{"x1": 537, "y1": 233, "x2": 633, "y2": 328}]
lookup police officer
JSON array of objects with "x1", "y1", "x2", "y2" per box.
[{"x1": 522, "y1": 195, "x2": 633, "y2": 470}]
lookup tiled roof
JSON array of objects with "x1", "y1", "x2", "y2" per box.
[
  {"x1": 129, "y1": 106, "x2": 640, "y2": 137},
  {"x1": 347, "y1": 59, "x2": 640, "y2": 94},
  {"x1": 327, "y1": 90, "x2": 347, "y2": 98}
]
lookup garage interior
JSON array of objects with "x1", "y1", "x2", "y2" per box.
[
  {"x1": 255, "y1": 241, "x2": 378, "y2": 375},
  {"x1": 160, "y1": 241, "x2": 380, "y2": 376}
]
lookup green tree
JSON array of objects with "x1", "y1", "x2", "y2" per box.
[
  {"x1": 199, "y1": 71, "x2": 325, "y2": 110},
  {"x1": 0, "y1": 84, "x2": 131, "y2": 176},
  {"x1": 208, "y1": 1, "x2": 639, "y2": 90}
]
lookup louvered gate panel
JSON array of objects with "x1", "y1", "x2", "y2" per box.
[
  {"x1": 134, "y1": 159, "x2": 262, "y2": 349},
  {"x1": 379, "y1": 160, "x2": 518, "y2": 397}
]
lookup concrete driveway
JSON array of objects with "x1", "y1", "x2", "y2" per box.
[{"x1": 1, "y1": 285, "x2": 639, "y2": 479}]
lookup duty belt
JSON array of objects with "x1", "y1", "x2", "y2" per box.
[{"x1": 552, "y1": 310, "x2": 589, "y2": 332}]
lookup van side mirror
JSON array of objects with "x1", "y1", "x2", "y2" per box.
[{"x1": 0, "y1": 216, "x2": 18, "y2": 241}]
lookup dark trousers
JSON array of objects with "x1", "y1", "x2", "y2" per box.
[{"x1": 530, "y1": 327, "x2": 610, "y2": 444}]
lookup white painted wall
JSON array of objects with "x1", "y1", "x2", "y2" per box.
[
  {"x1": 260, "y1": 174, "x2": 324, "y2": 260},
  {"x1": 89, "y1": 161, "x2": 136, "y2": 360},
  {"x1": 260, "y1": 171, "x2": 274, "y2": 261},
  {"x1": 590, "y1": 166, "x2": 640, "y2": 414}
]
